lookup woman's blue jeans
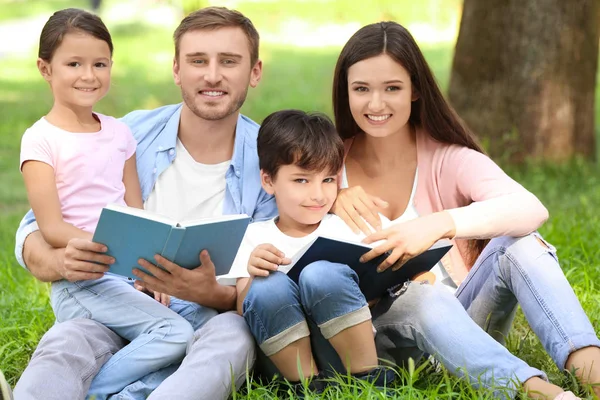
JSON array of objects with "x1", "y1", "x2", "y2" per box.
[{"x1": 373, "y1": 232, "x2": 600, "y2": 398}]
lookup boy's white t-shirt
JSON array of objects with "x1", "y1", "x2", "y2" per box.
[
  {"x1": 145, "y1": 138, "x2": 229, "y2": 221},
  {"x1": 223, "y1": 214, "x2": 362, "y2": 283}
]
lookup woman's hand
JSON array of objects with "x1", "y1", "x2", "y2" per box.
[
  {"x1": 331, "y1": 186, "x2": 389, "y2": 235},
  {"x1": 361, "y1": 212, "x2": 456, "y2": 272},
  {"x1": 247, "y1": 244, "x2": 291, "y2": 277}
]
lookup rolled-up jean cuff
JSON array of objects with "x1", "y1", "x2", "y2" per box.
[
  {"x1": 319, "y1": 305, "x2": 372, "y2": 339},
  {"x1": 260, "y1": 320, "x2": 310, "y2": 357},
  {"x1": 555, "y1": 333, "x2": 600, "y2": 370}
]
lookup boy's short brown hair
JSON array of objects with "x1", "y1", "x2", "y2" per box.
[
  {"x1": 258, "y1": 110, "x2": 344, "y2": 179},
  {"x1": 173, "y1": 7, "x2": 259, "y2": 65}
]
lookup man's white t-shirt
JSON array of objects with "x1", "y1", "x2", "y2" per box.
[
  {"x1": 145, "y1": 139, "x2": 229, "y2": 221},
  {"x1": 225, "y1": 214, "x2": 361, "y2": 281}
]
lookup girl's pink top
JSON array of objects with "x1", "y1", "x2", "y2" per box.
[
  {"x1": 20, "y1": 114, "x2": 137, "y2": 233},
  {"x1": 344, "y1": 129, "x2": 548, "y2": 285}
]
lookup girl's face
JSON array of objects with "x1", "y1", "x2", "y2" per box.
[
  {"x1": 347, "y1": 54, "x2": 417, "y2": 139},
  {"x1": 38, "y1": 32, "x2": 112, "y2": 110}
]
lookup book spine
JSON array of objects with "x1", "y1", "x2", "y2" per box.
[{"x1": 161, "y1": 226, "x2": 186, "y2": 262}]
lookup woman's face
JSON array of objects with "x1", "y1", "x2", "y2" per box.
[{"x1": 347, "y1": 54, "x2": 416, "y2": 139}]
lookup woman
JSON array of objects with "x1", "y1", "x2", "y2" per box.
[{"x1": 330, "y1": 21, "x2": 600, "y2": 400}]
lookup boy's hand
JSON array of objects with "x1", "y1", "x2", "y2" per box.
[{"x1": 248, "y1": 244, "x2": 291, "y2": 277}]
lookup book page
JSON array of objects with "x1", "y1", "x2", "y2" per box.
[
  {"x1": 106, "y1": 203, "x2": 176, "y2": 226},
  {"x1": 179, "y1": 213, "x2": 249, "y2": 228}
]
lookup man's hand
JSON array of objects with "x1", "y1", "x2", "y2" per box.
[
  {"x1": 22, "y1": 232, "x2": 113, "y2": 283},
  {"x1": 61, "y1": 238, "x2": 114, "y2": 281},
  {"x1": 133, "y1": 250, "x2": 234, "y2": 310},
  {"x1": 247, "y1": 244, "x2": 291, "y2": 277}
]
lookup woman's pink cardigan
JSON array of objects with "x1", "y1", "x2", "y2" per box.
[{"x1": 345, "y1": 130, "x2": 549, "y2": 285}]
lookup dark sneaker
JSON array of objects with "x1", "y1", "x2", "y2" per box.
[
  {"x1": 0, "y1": 370, "x2": 14, "y2": 400},
  {"x1": 281, "y1": 372, "x2": 328, "y2": 398},
  {"x1": 352, "y1": 366, "x2": 396, "y2": 388}
]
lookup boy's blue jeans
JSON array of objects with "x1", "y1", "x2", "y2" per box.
[
  {"x1": 242, "y1": 261, "x2": 372, "y2": 372},
  {"x1": 50, "y1": 274, "x2": 217, "y2": 400}
]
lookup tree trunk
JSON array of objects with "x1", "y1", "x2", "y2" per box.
[{"x1": 449, "y1": 0, "x2": 600, "y2": 162}]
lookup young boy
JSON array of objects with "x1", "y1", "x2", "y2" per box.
[{"x1": 226, "y1": 109, "x2": 395, "y2": 392}]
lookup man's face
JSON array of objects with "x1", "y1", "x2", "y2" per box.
[{"x1": 173, "y1": 27, "x2": 261, "y2": 121}]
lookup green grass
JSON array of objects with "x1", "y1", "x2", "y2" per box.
[{"x1": 1, "y1": 3, "x2": 599, "y2": 399}]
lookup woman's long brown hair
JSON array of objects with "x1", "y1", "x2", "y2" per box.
[{"x1": 332, "y1": 21, "x2": 488, "y2": 266}]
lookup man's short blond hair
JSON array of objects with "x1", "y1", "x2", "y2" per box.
[{"x1": 174, "y1": 7, "x2": 259, "y2": 65}]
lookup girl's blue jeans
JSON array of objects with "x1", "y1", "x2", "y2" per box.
[{"x1": 51, "y1": 274, "x2": 217, "y2": 400}]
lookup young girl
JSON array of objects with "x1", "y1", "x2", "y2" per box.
[
  {"x1": 19, "y1": 9, "x2": 194, "y2": 399},
  {"x1": 329, "y1": 21, "x2": 600, "y2": 400}
]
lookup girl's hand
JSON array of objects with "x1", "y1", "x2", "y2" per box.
[
  {"x1": 62, "y1": 238, "x2": 114, "y2": 281},
  {"x1": 247, "y1": 244, "x2": 291, "y2": 277},
  {"x1": 361, "y1": 212, "x2": 456, "y2": 272},
  {"x1": 331, "y1": 186, "x2": 388, "y2": 235},
  {"x1": 133, "y1": 280, "x2": 147, "y2": 292},
  {"x1": 154, "y1": 291, "x2": 171, "y2": 307},
  {"x1": 134, "y1": 280, "x2": 171, "y2": 306}
]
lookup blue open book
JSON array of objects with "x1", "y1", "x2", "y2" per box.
[
  {"x1": 92, "y1": 204, "x2": 251, "y2": 280},
  {"x1": 285, "y1": 237, "x2": 452, "y2": 301}
]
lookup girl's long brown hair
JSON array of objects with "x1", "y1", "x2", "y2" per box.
[{"x1": 332, "y1": 21, "x2": 488, "y2": 266}]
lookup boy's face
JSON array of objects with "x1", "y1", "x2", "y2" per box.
[
  {"x1": 173, "y1": 27, "x2": 262, "y2": 121},
  {"x1": 261, "y1": 164, "x2": 339, "y2": 230}
]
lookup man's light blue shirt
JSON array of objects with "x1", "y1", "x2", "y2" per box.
[{"x1": 15, "y1": 103, "x2": 277, "y2": 268}]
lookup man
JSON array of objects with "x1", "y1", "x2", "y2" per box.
[{"x1": 13, "y1": 7, "x2": 276, "y2": 400}]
